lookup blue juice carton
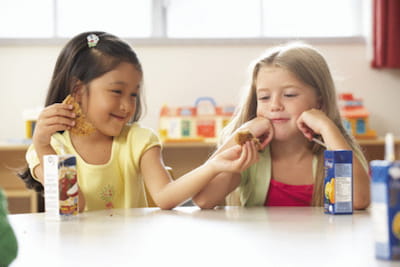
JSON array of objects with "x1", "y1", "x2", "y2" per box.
[
  {"x1": 370, "y1": 160, "x2": 400, "y2": 260},
  {"x1": 324, "y1": 150, "x2": 353, "y2": 214}
]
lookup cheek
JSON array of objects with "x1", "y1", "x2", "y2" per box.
[
  {"x1": 256, "y1": 102, "x2": 268, "y2": 117},
  {"x1": 128, "y1": 99, "x2": 137, "y2": 114},
  {"x1": 291, "y1": 101, "x2": 316, "y2": 115}
]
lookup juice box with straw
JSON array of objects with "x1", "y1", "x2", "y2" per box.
[
  {"x1": 324, "y1": 150, "x2": 353, "y2": 214},
  {"x1": 44, "y1": 155, "x2": 79, "y2": 220},
  {"x1": 370, "y1": 160, "x2": 400, "y2": 260}
]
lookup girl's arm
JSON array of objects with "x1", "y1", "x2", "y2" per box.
[
  {"x1": 141, "y1": 142, "x2": 258, "y2": 210},
  {"x1": 297, "y1": 109, "x2": 370, "y2": 210},
  {"x1": 30, "y1": 103, "x2": 87, "y2": 211},
  {"x1": 32, "y1": 103, "x2": 76, "y2": 182},
  {"x1": 192, "y1": 172, "x2": 241, "y2": 209},
  {"x1": 193, "y1": 117, "x2": 274, "y2": 208},
  {"x1": 190, "y1": 138, "x2": 256, "y2": 209}
]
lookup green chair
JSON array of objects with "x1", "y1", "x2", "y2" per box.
[{"x1": 0, "y1": 188, "x2": 18, "y2": 266}]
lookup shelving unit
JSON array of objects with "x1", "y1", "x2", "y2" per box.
[
  {"x1": 358, "y1": 138, "x2": 400, "y2": 162},
  {"x1": 162, "y1": 140, "x2": 216, "y2": 178},
  {"x1": 162, "y1": 138, "x2": 400, "y2": 173},
  {"x1": 1, "y1": 137, "x2": 399, "y2": 213},
  {"x1": 0, "y1": 144, "x2": 38, "y2": 214}
]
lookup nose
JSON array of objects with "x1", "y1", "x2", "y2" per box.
[
  {"x1": 120, "y1": 97, "x2": 131, "y2": 113},
  {"x1": 270, "y1": 95, "x2": 284, "y2": 112}
]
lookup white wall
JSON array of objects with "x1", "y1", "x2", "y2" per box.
[{"x1": 1, "y1": 42, "x2": 400, "y2": 141}]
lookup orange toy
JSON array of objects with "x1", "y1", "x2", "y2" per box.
[{"x1": 339, "y1": 93, "x2": 377, "y2": 139}]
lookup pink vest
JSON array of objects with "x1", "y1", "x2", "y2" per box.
[{"x1": 264, "y1": 178, "x2": 314, "y2": 206}]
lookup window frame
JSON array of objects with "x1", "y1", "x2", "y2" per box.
[{"x1": 0, "y1": 0, "x2": 367, "y2": 46}]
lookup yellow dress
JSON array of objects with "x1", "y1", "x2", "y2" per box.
[{"x1": 26, "y1": 123, "x2": 160, "y2": 211}]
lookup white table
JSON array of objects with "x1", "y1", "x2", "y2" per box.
[{"x1": 7, "y1": 207, "x2": 395, "y2": 267}]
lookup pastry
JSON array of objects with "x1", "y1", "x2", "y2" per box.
[
  {"x1": 63, "y1": 95, "x2": 95, "y2": 136},
  {"x1": 235, "y1": 130, "x2": 262, "y2": 151}
]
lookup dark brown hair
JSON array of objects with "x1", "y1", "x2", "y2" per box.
[
  {"x1": 18, "y1": 31, "x2": 145, "y2": 195},
  {"x1": 45, "y1": 31, "x2": 144, "y2": 120}
]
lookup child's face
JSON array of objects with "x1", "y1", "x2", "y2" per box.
[
  {"x1": 255, "y1": 66, "x2": 319, "y2": 141},
  {"x1": 80, "y1": 62, "x2": 142, "y2": 137}
]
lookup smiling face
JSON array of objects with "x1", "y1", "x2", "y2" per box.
[
  {"x1": 256, "y1": 66, "x2": 320, "y2": 141},
  {"x1": 78, "y1": 62, "x2": 142, "y2": 137}
]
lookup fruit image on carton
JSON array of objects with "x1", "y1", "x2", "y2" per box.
[
  {"x1": 44, "y1": 155, "x2": 79, "y2": 220},
  {"x1": 324, "y1": 150, "x2": 353, "y2": 214}
]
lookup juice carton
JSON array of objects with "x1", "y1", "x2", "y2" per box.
[
  {"x1": 324, "y1": 150, "x2": 353, "y2": 214},
  {"x1": 44, "y1": 155, "x2": 79, "y2": 220},
  {"x1": 22, "y1": 107, "x2": 42, "y2": 139},
  {"x1": 370, "y1": 160, "x2": 400, "y2": 260}
]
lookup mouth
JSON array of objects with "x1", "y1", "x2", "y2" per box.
[
  {"x1": 270, "y1": 118, "x2": 290, "y2": 124},
  {"x1": 110, "y1": 113, "x2": 127, "y2": 121}
]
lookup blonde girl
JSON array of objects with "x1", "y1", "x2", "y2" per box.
[{"x1": 193, "y1": 43, "x2": 370, "y2": 209}]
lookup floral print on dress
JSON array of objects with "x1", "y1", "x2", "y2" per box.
[{"x1": 100, "y1": 184, "x2": 115, "y2": 209}]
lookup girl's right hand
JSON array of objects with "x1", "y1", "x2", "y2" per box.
[
  {"x1": 33, "y1": 103, "x2": 76, "y2": 149},
  {"x1": 237, "y1": 117, "x2": 274, "y2": 150},
  {"x1": 210, "y1": 142, "x2": 259, "y2": 174}
]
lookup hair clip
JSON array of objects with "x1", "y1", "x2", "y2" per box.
[{"x1": 87, "y1": 34, "x2": 99, "y2": 48}]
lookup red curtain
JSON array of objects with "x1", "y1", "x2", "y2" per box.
[{"x1": 372, "y1": 0, "x2": 400, "y2": 68}]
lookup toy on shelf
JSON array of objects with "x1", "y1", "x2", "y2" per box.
[
  {"x1": 339, "y1": 93, "x2": 377, "y2": 139},
  {"x1": 159, "y1": 97, "x2": 235, "y2": 143}
]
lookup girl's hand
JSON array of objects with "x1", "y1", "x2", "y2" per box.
[
  {"x1": 296, "y1": 108, "x2": 334, "y2": 141},
  {"x1": 238, "y1": 117, "x2": 273, "y2": 150},
  {"x1": 33, "y1": 103, "x2": 76, "y2": 148},
  {"x1": 210, "y1": 142, "x2": 259, "y2": 174}
]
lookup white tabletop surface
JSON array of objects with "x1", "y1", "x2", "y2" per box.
[{"x1": 7, "y1": 206, "x2": 398, "y2": 267}]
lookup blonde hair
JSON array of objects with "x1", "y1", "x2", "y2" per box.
[{"x1": 222, "y1": 42, "x2": 367, "y2": 206}]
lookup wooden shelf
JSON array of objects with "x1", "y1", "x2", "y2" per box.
[
  {"x1": 0, "y1": 143, "x2": 38, "y2": 214},
  {"x1": 0, "y1": 143, "x2": 29, "y2": 151},
  {"x1": 4, "y1": 189, "x2": 38, "y2": 213},
  {"x1": 0, "y1": 136, "x2": 397, "y2": 213},
  {"x1": 163, "y1": 140, "x2": 216, "y2": 148},
  {"x1": 357, "y1": 138, "x2": 400, "y2": 145}
]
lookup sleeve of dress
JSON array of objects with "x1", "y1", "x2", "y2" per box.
[{"x1": 25, "y1": 134, "x2": 66, "y2": 180}]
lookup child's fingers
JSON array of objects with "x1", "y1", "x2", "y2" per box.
[
  {"x1": 238, "y1": 142, "x2": 258, "y2": 170},
  {"x1": 248, "y1": 141, "x2": 259, "y2": 164},
  {"x1": 260, "y1": 129, "x2": 273, "y2": 149},
  {"x1": 33, "y1": 104, "x2": 77, "y2": 146},
  {"x1": 41, "y1": 103, "x2": 75, "y2": 120},
  {"x1": 35, "y1": 117, "x2": 75, "y2": 136},
  {"x1": 32, "y1": 123, "x2": 72, "y2": 147},
  {"x1": 219, "y1": 143, "x2": 259, "y2": 173},
  {"x1": 216, "y1": 145, "x2": 242, "y2": 163},
  {"x1": 42, "y1": 116, "x2": 75, "y2": 128},
  {"x1": 44, "y1": 124, "x2": 74, "y2": 134},
  {"x1": 37, "y1": 104, "x2": 76, "y2": 130},
  {"x1": 297, "y1": 120, "x2": 314, "y2": 141}
]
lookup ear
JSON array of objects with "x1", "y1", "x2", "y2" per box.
[
  {"x1": 71, "y1": 80, "x2": 85, "y2": 102},
  {"x1": 316, "y1": 96, "x2": 323, "y2": 110}
]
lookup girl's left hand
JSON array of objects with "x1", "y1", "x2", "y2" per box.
[{"x1": 296, "y1": 108, "x2": 333, "y2": 141}]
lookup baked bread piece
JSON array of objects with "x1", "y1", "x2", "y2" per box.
[
  {"x1": 235, "y1": 130, "x2": 262, "y2": 151},
  {"x1": 62, "y1": 95, "x2": 95, "y2": 136}
]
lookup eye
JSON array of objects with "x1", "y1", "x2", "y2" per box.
[
  {"x1": 130, "y1": 93, "x2": 138, "y2": 97},
  {"x1": 284, "y1": 93, "x2": 298, "y2": 98},
  {"x1": 111, "y1": 89, "x2": 122, "y2": 95},
  {"x1": 258, "y1": 95, "x2": 270, "y2": 100}
]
